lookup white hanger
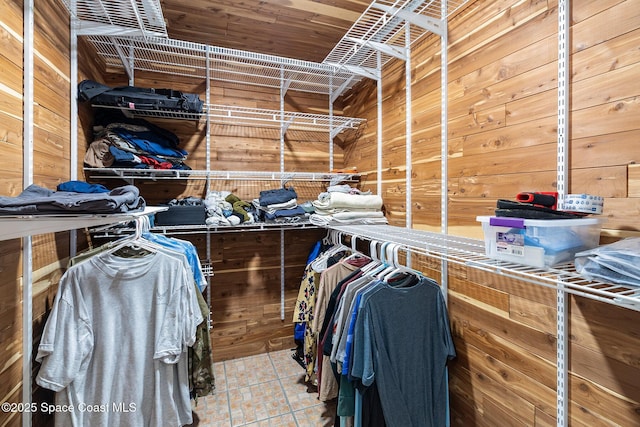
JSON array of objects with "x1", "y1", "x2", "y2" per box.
[
  {"x1": 360, "y1": 239, "x2": 382, "y2": 273},
  {"x1": 382, "y1": 244, "x2": 423, "y2": 283},
  {"x1": 103, "y1": 216, "x2": 161, "y2": 257},
  {"x1": 311, "y1": 230, "x2": 349, "y2": 271}
]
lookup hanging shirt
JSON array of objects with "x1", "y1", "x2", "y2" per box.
[
  {"x1": 36, "y1": 250, "x2": 202, "y2": 427},
  {"x1": 353, "y1": 276, "x2": 456, "y2": 427},
  {"x1": 292, "y1": 263, "x2": 320, "y2": 381}
]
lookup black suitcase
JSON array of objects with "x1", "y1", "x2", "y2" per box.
[
  {"x1": 154, "y1": 205, "x2": 207, "y2": 226},
  {"x1": 78, "y1": 80, "x2": 204, "y2": 113}
]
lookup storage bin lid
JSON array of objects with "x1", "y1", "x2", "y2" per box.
[{"x1": 476, "y1": 215, "x2": 604, "y2": 228}]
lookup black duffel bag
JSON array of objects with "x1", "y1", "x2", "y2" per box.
[{"x1": 78, "y1": 80, "x2": 204, "y2": 113}]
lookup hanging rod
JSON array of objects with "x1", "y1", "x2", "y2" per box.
[{"x1": 326, "y1": 224, "x2": 640, "y2": 312}]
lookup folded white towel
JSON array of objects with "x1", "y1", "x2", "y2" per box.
[
  {"x1": 313, "y1": 192, "x2": 383, "y2": 211},
  {"x1": 309, "y1": 211, "x2": 387, "y2": 226}
]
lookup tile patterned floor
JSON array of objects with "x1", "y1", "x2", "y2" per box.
[{"x1": 188, "y1": 349, "x2": 336, "y2": 427}]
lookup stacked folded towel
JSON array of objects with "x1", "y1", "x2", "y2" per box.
[{"x1": 309, "y1": 189, "x2": 387, "y2": 225}]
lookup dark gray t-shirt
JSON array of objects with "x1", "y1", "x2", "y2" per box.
[{"x1": 358, "y1": 276, "x2": 456, "y2": 427}]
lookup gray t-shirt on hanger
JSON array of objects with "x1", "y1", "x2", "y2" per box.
[{"x1": 36, "y1": 249, "x2": 202, "y2": 427}]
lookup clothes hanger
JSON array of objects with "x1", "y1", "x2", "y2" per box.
[
  {"x1": 311, "y1": 230, "x2": 349, "y2": 271},
  {"x1": 103, "y1": 217, "x2": 161, "y2": 257},
  {"x1": 342, "y1": 235, "x2": 371, "y2": 265},
  {"x1": 382, "y1": 244, "x2": 423, "y2": 284},
  {"x1": 375, "y1": 243, "x2": 400, "y2": 280},
  {"x1": 360, "y1": 239, "x2": 382, "y2": 274},
  {"x1": 363, "y1": 241, "x2": 391, "y2": 278}
]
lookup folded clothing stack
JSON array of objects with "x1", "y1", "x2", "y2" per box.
[
  {"x1": 309, "y1": 187, "x2": 387, "y2": 226},
  {"x1": 254, "y1": 187, "x2": 310, "y2": 223},
  {"x1": 0, "y1": 181, "x2": 145, "y2": 215},
  {"x1": 84, "y1": 110, "x2": 191, "y2": 171}
]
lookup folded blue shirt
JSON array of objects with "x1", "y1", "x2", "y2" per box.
[{"x1": 57, "y1": 181, "x2": 110, "y2": 194}]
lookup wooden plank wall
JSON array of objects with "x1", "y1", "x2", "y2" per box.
[
  {"x1": 342, "y1": 0, "x2": 640, "y2": 425},
  {"x1": 4, "y1": 0, "x2": 639, "y2": 425},
  {"x1": 0, "y1": 0, "x2": 84, "y2": 426}
]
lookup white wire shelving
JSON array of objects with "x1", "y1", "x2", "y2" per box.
[
  {"x1": 90, "y1": 220, "x2": 320, "y2": 238},
  {"x1": 328, "y1": 224, "x2": 640, "y2": 313},
  {"x1": 90, "y1": 104, "x2": 206, "y2": 121},
  {"x1": 83, "y1": 168, "x2": 361, "y2": 183},
  {"x1": 324, "y1": 0, "x2": 471, "y2": 71},
  {"x1": 0, "y1": 206, "x2": 166, "y2": 242},
  {"x1": 82, "y1": 34, "x2": 365, "y2": 96},
  {"x1": 62, "y1": 0, "x2": 167, "y2": 38},
  {"x1": 207, "y1": 105, "x2": 366, "y2": 135},
  {"x1": 89, "y1": 103, "x2": 365, "y2": 135}
]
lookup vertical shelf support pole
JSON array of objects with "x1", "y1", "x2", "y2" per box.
[
  {"x1": 69, "y1": 5, "x2": 78, "y2": 259},
  {"x1": 556, "y1": 1, "x2": 570, "y2": 426},
  {"x1": 440, "y1": 3, "x2": 449, "y2": 302},
  {"x1": 329, "y1": 76, "x2": 334, "y2": 172},
  {"x1": 22, "y1": 1, "x2": 35, "y2": 426},
  {"x1": 205, "y1": 46, "x2": 213, "y2": 318},
  {"x1": 404, "y1": 24, "x2": 412, "y2": 232},
  {"x1": 376, "y1": 52, "x2": 383, "y2": 197},
  {"x1": 205, "y1": 46, "x2": 212, "y2": 195},
  {"x1": 280, "y1": 229, "x2": 285, "y2": 321},
  {"x1": 280, "y1": 68, "x2": 285, "y2": 175},
  {"x1": 279, "y1": 69, "x2": 285, "y2": 320}
]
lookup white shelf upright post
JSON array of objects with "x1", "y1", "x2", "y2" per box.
[
  {"x1": 405, "y1": 23, "x2": 412, "y2": 232},
  {"x1": 441, "y1": 1, "x2": 449, "y2": 302},
  {"x1": 556, "y1": 0, "x2": 570, "y2": 426},
  {"x1": 377, "y1": 51, "x2": 383, "y2": 198},
  {"x1": 23, "y1": 1, "x2": 34, "y2": 426}
]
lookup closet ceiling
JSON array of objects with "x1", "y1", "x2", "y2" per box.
[{"x1": 159, "y1": 0, "x2": 370, "y2": 62}]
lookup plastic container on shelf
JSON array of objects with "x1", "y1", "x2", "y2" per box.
[{"x1": 476, "y1": 216, "x2": 604, "y2": 268}]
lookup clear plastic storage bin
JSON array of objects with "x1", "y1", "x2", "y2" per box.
[{"x1": 476, "y1": 216, "x2": 604, "y2": 268}]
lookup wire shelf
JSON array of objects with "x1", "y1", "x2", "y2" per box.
[
  {"x1": 63, "y1": 0, "x2": 167, "y2": 38},
  {"x1": 325, "y1": 0, "x2": 471, "y2": 70},
  {"x1": 201, "y1": 260, "x2": 214, "y2": 277},
  {"x1": 84, "y1": 35, "x2": 365, "y2": 95},
  {"x1": 328, "y1": 224, "x2": 640, "y2": 312},
  {"x1": 91, "y1": 104, "x2": 206, "y2": 121},
  {"x1": 83, "y1": 168, "x2": 361, "y2": 183},
  {"x1": 207, "y1": 105, "x2": 366, "y2": 132},
  {"x1": 90, "y1": 221, "x2": 321, "y2": 237}
]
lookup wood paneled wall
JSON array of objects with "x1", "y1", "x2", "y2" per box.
[
  {"x1": 0, "y1": 0, "x2": 78, "y2": 426},
  {"x1": 342, "y1": 0, "x2": 640, "y2": 425}
]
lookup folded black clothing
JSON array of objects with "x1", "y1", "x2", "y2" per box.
[
  {"x1": 259, "y1": 187, "x2": 298, "y2": 206},
  {"x1": 495, "y1": 199, "x2": 585, "y2": 220}
]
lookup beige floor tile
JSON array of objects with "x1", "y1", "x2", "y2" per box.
[
  {"x1": 228, "y1": 380, "x2": 290, "y2": 426},
  {"x1": 214, "y1": 361, "x2": 228, "y2": 392},
  {"x1": 189, "y1": 390, "x2": 232, "y2": 426},
  {"x1": 225, "y1": 354, "x2": 277, "y2": 389},
  {"x1": 280, "y1": 374, "x2": 322, "y2": 412},
  {"x1": 269, "y1": 348, "x2": 307, "y2": 379},
  {"x1": 241, "y1": 413, "x2": 297, "y2": 427},
  {"x1": 293, "y1": 400, "x2": 337, "y2": 427},
  {"x1": 192, "y1": 350, "x2": 338, "y2": 427}
]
